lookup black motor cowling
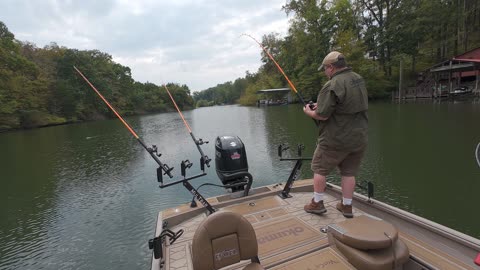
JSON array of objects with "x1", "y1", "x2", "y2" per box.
[{"x1": 215, "y1": 135, "x2": 252, "y2": 193}]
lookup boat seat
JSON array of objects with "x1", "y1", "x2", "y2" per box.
[
  {"x1": 192, "y1": 211, "x2": 264, "y2": 270},
  {"x1": 328, "y1": 214, "x2": 409, "y2": 270}
]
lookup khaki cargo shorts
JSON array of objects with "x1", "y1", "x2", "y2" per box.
[{"x1": 311, "y1": 145, "x2": 366, "y2": 176}]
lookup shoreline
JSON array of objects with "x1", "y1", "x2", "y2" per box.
[{"x1": 0, "y1": 107, "x2": 195, "y2": 134}]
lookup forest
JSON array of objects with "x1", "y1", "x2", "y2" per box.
[
  {"x1": 1, "y1": 0, "x2": 480, "y2": 131},
  {"x1": 0, "y1": 21, "x2": 194, "y2": 131}
]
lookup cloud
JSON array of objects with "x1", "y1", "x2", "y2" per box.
[{"x1": 1, "y1": 0, "x2": 290, "y2": 91}]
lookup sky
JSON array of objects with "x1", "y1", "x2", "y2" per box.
[{"x1": 0, "y1": 0, "x2": 291, "y2": 92}]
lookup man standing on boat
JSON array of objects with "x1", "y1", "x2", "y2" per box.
[{"x1": 302, "y1": 51, "x2": 368, "y2": 218}]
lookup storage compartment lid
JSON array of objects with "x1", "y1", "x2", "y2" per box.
[{"x1": 328, "y1": 214, "x2": 398, "y2": 250}]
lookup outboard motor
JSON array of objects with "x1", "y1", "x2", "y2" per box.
[{"x1": 215, "y1": 136, "x2": 253, "y2": 194}]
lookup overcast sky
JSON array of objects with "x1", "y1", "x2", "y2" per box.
[{"x1": 1, "y1": 0, "x2": 291, "y2": 92}]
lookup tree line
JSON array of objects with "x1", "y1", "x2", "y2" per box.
[
  {"x1": 196, "y1": 0, "x2": 480, "y2": 106},
  {"x1": 2, "y1": 0, "x2": 480, "y2": 130},
  {"x1": 0, "y1": 21, "x2": 194, "y2": 131}
]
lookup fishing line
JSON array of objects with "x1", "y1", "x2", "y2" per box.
[{"x1": 73, "y1": 66, "x2": 174, "y2": 178}]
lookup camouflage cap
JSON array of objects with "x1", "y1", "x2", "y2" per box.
[{"x1": 318, "y1": 51, "x2": 345, "y2": 71}]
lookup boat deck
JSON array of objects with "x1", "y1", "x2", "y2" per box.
[{"x1": 152, "y1": 180, "x2": 480, "y2": 270}]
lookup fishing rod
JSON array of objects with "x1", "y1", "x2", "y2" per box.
[
  {"x1": 73, "y1": 66, "x2": 176, "y2": 181},
  {"x1": 242, "y1": 33, "x2": 318, "y2": 126},
  {"x1": 163, "y1": 84, "x2": 211, "y2": 171},
  {"x1": 242, "y1": 34, "x2": 307, "y2": 104}
]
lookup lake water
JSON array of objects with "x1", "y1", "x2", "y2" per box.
[{"x1": 1, "y1": 100, "x2": 479, "y2": 269}]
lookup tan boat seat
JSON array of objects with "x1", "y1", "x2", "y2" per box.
[
  {"x1": 328, "y1": 214, "x2": 409, "y2": 270},
  {"x1": 192, "y1": 211, "x2": 264, "y2": 270}
]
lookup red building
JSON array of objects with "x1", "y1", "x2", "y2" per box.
[{"x1": 429, "y1": 47, "x2": 480, "y2": 96}]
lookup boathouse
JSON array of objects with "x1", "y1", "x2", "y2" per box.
[
  {"x1": 256, "y1": 88, "x2": 292, "y2": 106},
  {"x1": 397, "y1": 47, "x2": 480, "y2": 99}
]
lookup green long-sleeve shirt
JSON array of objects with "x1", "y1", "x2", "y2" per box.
[{"x1": 315, "y1": 68, "x2": 368, "y2": 151}]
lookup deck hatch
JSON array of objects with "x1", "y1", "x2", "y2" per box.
[{"x1": 223, "y1": 195, "x2": 286, "y2": 215}]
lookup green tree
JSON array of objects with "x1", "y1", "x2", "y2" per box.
[{"x1": 0, "y1": 21, "x2": 48, "y2": 129}]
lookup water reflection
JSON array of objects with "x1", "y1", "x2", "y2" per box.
[{"x1": 0, "y1": 119, "x2": 146, "y2": 269}]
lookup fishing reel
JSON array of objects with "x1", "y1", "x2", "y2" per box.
[
  {"x1": 194, "y1": 138, "x2": 211, "y2": 170},
  {"x1": 196, "y1": 138, "x2": 209, "y2": 145},
  {"x1": 148, "y1": 145, "x2": 174, "y2": 182},
  {"x1": 149, "y1": 145, "x2": 162, "y2": 157}
]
